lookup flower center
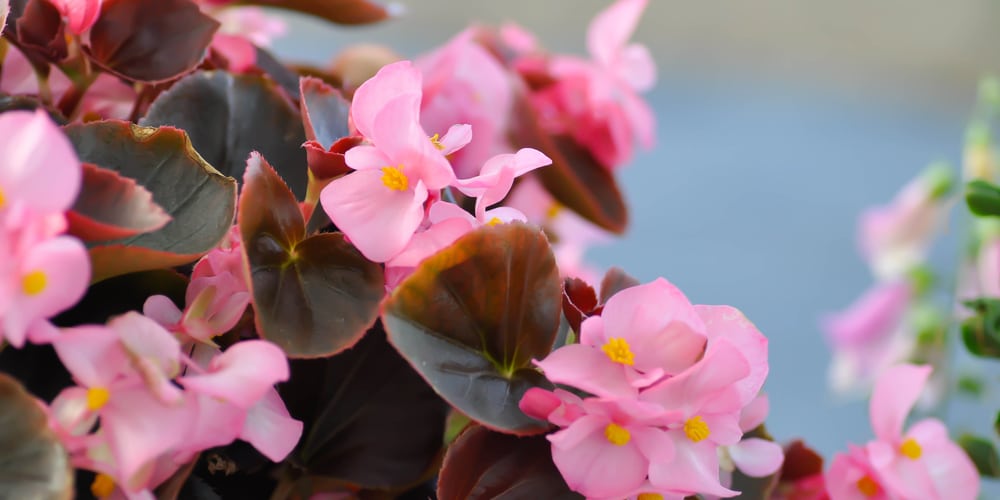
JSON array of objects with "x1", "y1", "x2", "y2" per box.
[
  {"x1": 381, "y1": 166, "x2": 409, "y2": 191},
  {"x1": 86, "y1": 387, "x2": 111, "y2": 411},
  {"x1": 856, "y1": 475, "x2": 879, "y2": 496},
  {"x1": 604, "y1": 422, "x2": 630, "y2": 446},
  {"x1": 600, "y1": 337, "x2": 635, "y2": 365},
  {"x1": 684, "y1": 416, "x2": 710, "y2": 442},
  {"x1": 637, "y1": 494, "x2": 664, "y2": 500},
  {"x1": 91, "y1": 473, "x2": 115, "y2": 498},
  {"x1": 487, "y1": 217, "x2": 502, "y2": 226},
  {"x1": 546, "y1": 202, "x2": 562, "y2": 219},
  {"x1": 429, "y1": 133, "x2": 445, "y2": 151},
  {"x1": 900, "y1": 437, "x2": 922, "y2": 459},
  {"x1": 21, "y1": 270, "x2": 47, "y2": 296}
]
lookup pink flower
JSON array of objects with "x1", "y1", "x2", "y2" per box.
[
  {"x1": 210, "y1": 7, "x2": 287, "y2": 72},
  {"x1": 721, "y1": 395, "x2": 785, "y2": 483},
  {"x1": 822, "y1": 282, "x2": 913, "y2": 396},
  {"x1": 696, "y1": 305, "x2": 769, "y2": 406},
  {"x1": 858, "y1": 166, "x2": 952, "y2": 280},
  {"x1": 547, "y1": 397, "x2": 676, "y2": 499},
  {"x1": 826, "y1": 445, "x2": 886, "y2": 500},
  {"x1": 320, "y1": 61, "x2": 470, "y2": 262},
  {"x1": 49, "y1": 0, "x2": 103, "y2": 34},
  {"x1": 0, "y1": 110, "x2": 82, "y2": 221},
  {"x1": 417, "y1": 29, "x2": 514, "y2": 178},
  {"x1": 535, "y1": 278, "x2": 707, "y2": 397},
  {"x1": 453, "y1": 148, "x2": 551, "y2": 220}
]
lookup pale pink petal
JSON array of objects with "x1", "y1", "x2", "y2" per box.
[
  {"x1": 586, "y1": 0, "x2": 648, "y2": 68},
  {"x1": 822, "y1": 282, "x2": 911, "y2": 348},
  {"x1": 549, "y1": 416, "x2": 648, "y2": 499},
  {"x1": 437, "y1": 123, "x2": 472, "y2": 155},
  {"x1": 211, "y1": 34, "x2": 257, "y2": 72},
  {"x1": 905, "y1": 418, "x2": 979, "y2": 500},
  {"x1": 142, "y1": 295, "x2": 183, "y2": 330},
  {"x1": 350, "y1": 61, "x2": 422, "y2": 140},
  {"x1": 640, "y1": 339, "x2": 749, "y2": 416},
  {"x1": 343, "y1": 144, "x2": 393, "y2": 171},
  {"x1": 729, "y1": 438, "x2": 784, "y2": 477},
  {"x1": 631, "y1": 426, "x2": 675, "y2": 464},
  {"x1": 650, "y1": 434, "x2": 738, "y2": 497},
  {"x1": 866, "y1": 440, "x2": 935, "y2": 500},
  {"x1": 109, "y1": 312, "x2": 181, "y2": 378},
  {"x1": 620, "y1": 85, "x2": 657, "y2": 148},
  {"x1": 696, "y1": 305, "x2": 769, "y2": 406},
  {"x1": 320, "y1": 169, "x2": 427, "y2": 263},
  {"x1": 534, "y1": 343, "x2": 636, "y2": 398},
  {"x1": 869, "y1": 364, "x2": 931, "y2": 442},
  {"x1": 482, "y1": 206, "x2": 527, "y2": 224},
  {"x1": 0, "y1": 110, "x2": 82, "y2": 214},
  {"x1": 738, "y1": 394, "x2": 769, "y2": 432},
  {"x1": 700, "y1": 413, "x2": 743, "y2": 445},
  {"x1": 369, "y1": 95, "x2": 455, "y2": 190},
  {"x1": 386, "y1": 217, "x2": 472, "y2": 269},
  {"x1": 617, "y1": 43, "x2": 656, "y2": 92},
  {"x1": 240, "y1": 388, "x2": 303, "y2": 462},
  {"x1": 52, "y1": 325, "x2": 128, "y2": 387},
  {"x1": 101, "y1": 387, "x2": 194, "y2": 485},
  {"x1": 180, "y1": 340, "x2": 289, "y2": 409},
  {"x1": 50, "y1": 386, "x2": 99, "y2": 437},
  {"x1": 825, "y1": 448, "x2": 885, "y2": 500},
  {"x1": 215, "y1": 7, "x2": 286, "y2": 47}
]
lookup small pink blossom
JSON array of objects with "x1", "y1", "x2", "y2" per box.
[
  {"x1": 721, "y1": 395, "x2": 785, "y2": 482},
  {"x1": 535, "y1": 278, "x2": 707, "y2": 397},
  {"x1": 49, "y1": 0, "x2": 103, "y2": 34},
  {"x1": 0, "y1": 110, "x2": 82, "y2": 220},
  {"x1": 452, "y1": 148, "x2": 551, "y2": 220}
]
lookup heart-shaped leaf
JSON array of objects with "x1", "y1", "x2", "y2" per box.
[
  {"x1": 141, "y1": 70, "x2": 309, "y2": 198},
  {"x1": 279, "y1": 326, "x2": 448, "y2": 490},
  {"x1": 382, "y1": 223, "x2": 562, "y2": 435},
  {"x1": 959, "y1": 434, "x2": 1000, "y2": 478},
  {"x1": 238, "y1": 152, "x2": 384, "y2": 358},
  {"x1": 85, "y1": 0, "x2": 219, "y2": 83},
  {"x1": 437, "y1": 425, "x2": 581, "y2": 500},
  {"x1": 66, "y1": 162, "x2": 172, "y2": 242},
  {"x1": 235, "y1": 0, "x2": 394, "y2": 25},
  {"x1": 0, "y1": 373, "x2": 73, "y2": 499},
  {"x1": 64, "y1": 120, "x2": 237, "y2": 282},
  {"x1": 510, "y1": 89, "x2": 628, "y2": 234}
]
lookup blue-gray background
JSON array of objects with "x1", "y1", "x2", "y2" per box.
[{"x1": 270, "y1": 0, "x2": 1000, "y2": 484}]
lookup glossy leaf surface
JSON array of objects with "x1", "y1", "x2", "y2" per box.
[
  {"x1": 67, "y1": 162, "x2": 171, "y2": 242},
  {"x1": 0, "y1": 373, "x2": 73, "y2": 499}
]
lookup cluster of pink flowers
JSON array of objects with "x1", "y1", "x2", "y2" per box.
[
  {"x1": 824, "y1": 364, "x2": 979, "y2": 499},
  {"x1": 520, "y1": 278, "x2": 782, "y2": 499}
]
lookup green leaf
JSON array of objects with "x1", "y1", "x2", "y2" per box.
[
  {"x1": 64, "y1": 121, "x2": 237, "y2": 282},
  {"x1": 437, "y1": 425, "x2": 581, "y2": 500},
  {"x1": 958, "y1": 434, "x2": 1000, "y2": 477},
  {"x1": 510, "y1": 89, "x2": 628, "y2": 234},
  {"x1": 966, "y1": 180, "x2": 1000, "y2": 217},
  {"x1": 995, "y1": 411, "x2": 1000, "y2": 438},
  {"x1": 66, "y1": 162, "x2": 172, "y2": 242},
  {"x1": 382, "y1": 223, "x2": 562, "y2": 435},
  {"x1": 279, "y1": 327, "x2": 448, "y2": 490},
  {"x1": 86, "y1": 0, "x2": 219, "y2": 83},
  {"x1": 0, "y1": 373, "x2": 73, "y2": 499},
  {"x1": 961, "y1": 298, "x2": 1000, "y2": 358},
  {"x1": 141, "y1": 70, "x2": 309, "y2": 198},
  {"x1": 234, "y1": 0, "x2": 393, "y2": 25},
  {"x1": 238, "y1": 153, "x2": 384, "y2": 358}
]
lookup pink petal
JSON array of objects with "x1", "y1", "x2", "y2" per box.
[
  {"x1": 482, "y1": 206, "x2": 527, "y2": 224},
  {"x1": 370, "y1": 95, "x2": 455, "y2": 190},
  {"x1": 825, "y1": 448, "x2": 884, "y2": 500},
  {"x1": 101, "y1": 387, "x2": 194, "y2": 485},
  {"x1": 729, "y1": 438, "x2": 784, "y2": 477},
  {"x1": 211, "y1": 33, "x2": 257, "y2": 72},
  {"x1": 350, "y1": 61, "x2": 422, "y2": 140},
  {"x1": 640, "y1": 339, "x2": 749, "y2": 416},
  {"x1": 142, "y1": 295, "x2": 183, "y2": 329},
  {"x1": 52, "y1": 325, "x2": 128, "y2": 387},
  {"x1": 0, "y1": 110, "x2": 81, "y2": 215},
  {"x1": 50, "y1": 0, "x2": 102, "y2": 34},
  {"x1": 437, "y1": 123, "x2": 472, "y2": 155},
  {"x1": 109, "y1": 312, "x2": 182, "y2": 378},
  {"x1": 631, "y1": 426, "x2": 675, "y2": 464},
  {"x1": 320, "y1": 169, "x2": 427, "y2": 263},
  {"x1": 534, "y1": 343, "x2": 636, "y2": 398},
  {"x1": 518, "y1": 387, "x2": 562, "y2": 422},
  {"x1": 866, "y1": 439, "x2": 936, "y2": 500},
  {"x1": 179, "y1": 340, "x2": 289, "y2": 409},
  {"x1": 386, "y1": 216, "x2": 472, "y2": 269},
  {"x1": 869, "y1": 364, "x2": 931, "y2": 442},
  {"x1": 344, "y1": 144, "x2": 393, "y2": 171},
  {"x1": 586, "y1": 0, "x2": 648, "y2": 68},
  {"x1": 696, "y1": 305, "x2": 769, "y2": 406},
  {"x1": 240, "y1": 388, "x2": 303, "y2": 462},
  {"x1": 617, "y1": 43, "x2": 657, "y2": 92},
  {"x1": 649, "y1": 434, "x2": 738, "y2": 497},
  {"x1": 906, "y1": 418, "x2": 979, "y2": 500},
  {"x1": 738, "y1": 393, "x2": 769, "y2": 432},
  {"x1": 621, "y1": 85, "x2": 657, "y2": 148},
  {"x1": 822, "y1": 282, "x2": 911, "y2": 348},
  {"x1": 549, "y1": 416, "x2": 648, "y2": 498}
]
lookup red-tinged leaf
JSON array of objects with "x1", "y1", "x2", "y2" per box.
[
  {"x1": 141, "y1": 71, "x2": 309, "y2": 198},
  {"x1": 437, "y1": 425, "x2": 581, "y2": 500},
  {"x1": 239, "y1": 153, "x2": 383, "y2": 358},
  {"x1": 562, "y1": 277, "x2": 597, "y2": 334},
  {"x1": 85, "y1": 0, "x2": 219, "y2": 83},
  {"x1": 67, "y1": 162, "x2": 171, "y2": 242},
  {"x1": 235, "y1": 0, "x2": 394, "y2": 25},
  {"x1": 510, "y1": 89, "x2": 628, "y2": 234},
  {"x1": 780, "y1": 440, "x2": 824, "y2": 482},
  {"x1": 11, "y1": 0, "x2": 66, "y2": 62},
  {"x1": 599, "y1": 266, "x2": 640, "y2": 304},
  {"x1": 64, "y1": 120, "x2": 237, "y2": 282},
  {"x1": 382, "y1": 223, "x2": 562, "y2": 435},
  {"x1": 0, "y1": 373, "x2": 74, "y2": 499},
  {"x1": 300, "y1": 76, "x2": 350, "y2": 149},
  {"x1": 304, "y1": 136, "x2": 359, "y2": 181}
]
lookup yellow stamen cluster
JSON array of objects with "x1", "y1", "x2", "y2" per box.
[
  {"x1": 430, "y1": 133, "x2": 445, "y2": 151},
  {"x1": 856, "y1": 475, "x2": 879, "y2": 496},
  {"x1": 683, "y1": 416, "x2": 710, "y2": 442},
  {"x1": 0, "y1": 187, "x2": 6, "y2": 209},
  {"x1": 487, "y1": 217, "x2": 502, "y2": 227},
  {"x1": 86, "y1": 387, "x2": 111, "y2": 411},
  {"x1": 601, "y1": 337, "x2": 635, "y2": 365},
  {"x1": 900, "y1": 438, "x2": 922, "y2": 460},
  {"x1": 545, "y1": 202, "x2": 562, "y2": 219},
  {"x1": 637, "y1": 494, "x2": 664, "y2": 500},
  {"x1": 381, "y1": 166, "x2": 409, "y2": 191},
  {"x1": 91, "y1": 473, "x2": 115, "y2": 498},
  {"x1": 22, "y1": 270, "x2": 47, "y2": 296},
  {"x1": 604, "y1": 422, "x2": 631, "y2": 446}
]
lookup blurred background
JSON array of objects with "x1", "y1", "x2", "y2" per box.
[{"x1": 271, "y1": 0, "x2": 999, "y2": 480}]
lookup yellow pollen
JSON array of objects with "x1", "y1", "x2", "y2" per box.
[
  {"x1": 856, "y1": 475, "x2": 879, "y2": 496},
  {"x1": 637, "y1": 494, "x2": 664, "y2": 500},
  {"x1": 91, "y1": 473, "x2": 115, "y2": 498},
  {"x1": 604, "y1": 422, "x2": 630, "y2": 446},
  {"x1": 86, "y1": 387, "x2": 111, "y2": 411},
  {"x1": 429, "y1": 133, "x2": 445, "y2": 151},
  {"x1": 900, "y1": 438, "x2": 922, "y2": 459},
  {"x1": 487, "y1": 217, "x2": 502, "y2": 226},
  {"x1": 545, "y1": 202, "x2": 562, "y2": 219},
  {"x1": 600, "y1": 337, "x2": 635, "y2": 365},
  {"x1": 21, "y1": 270, "x2": 47, "y2": 296},
  {"x1": 684, "y1": 416, "x2": 710, "y2": 442},
  {"x1": 380, "y1": 166, "x2": 409, "y2": 191},
  {"x1": 0, "y1": 186, "x2": 6, "y2": 208}
]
